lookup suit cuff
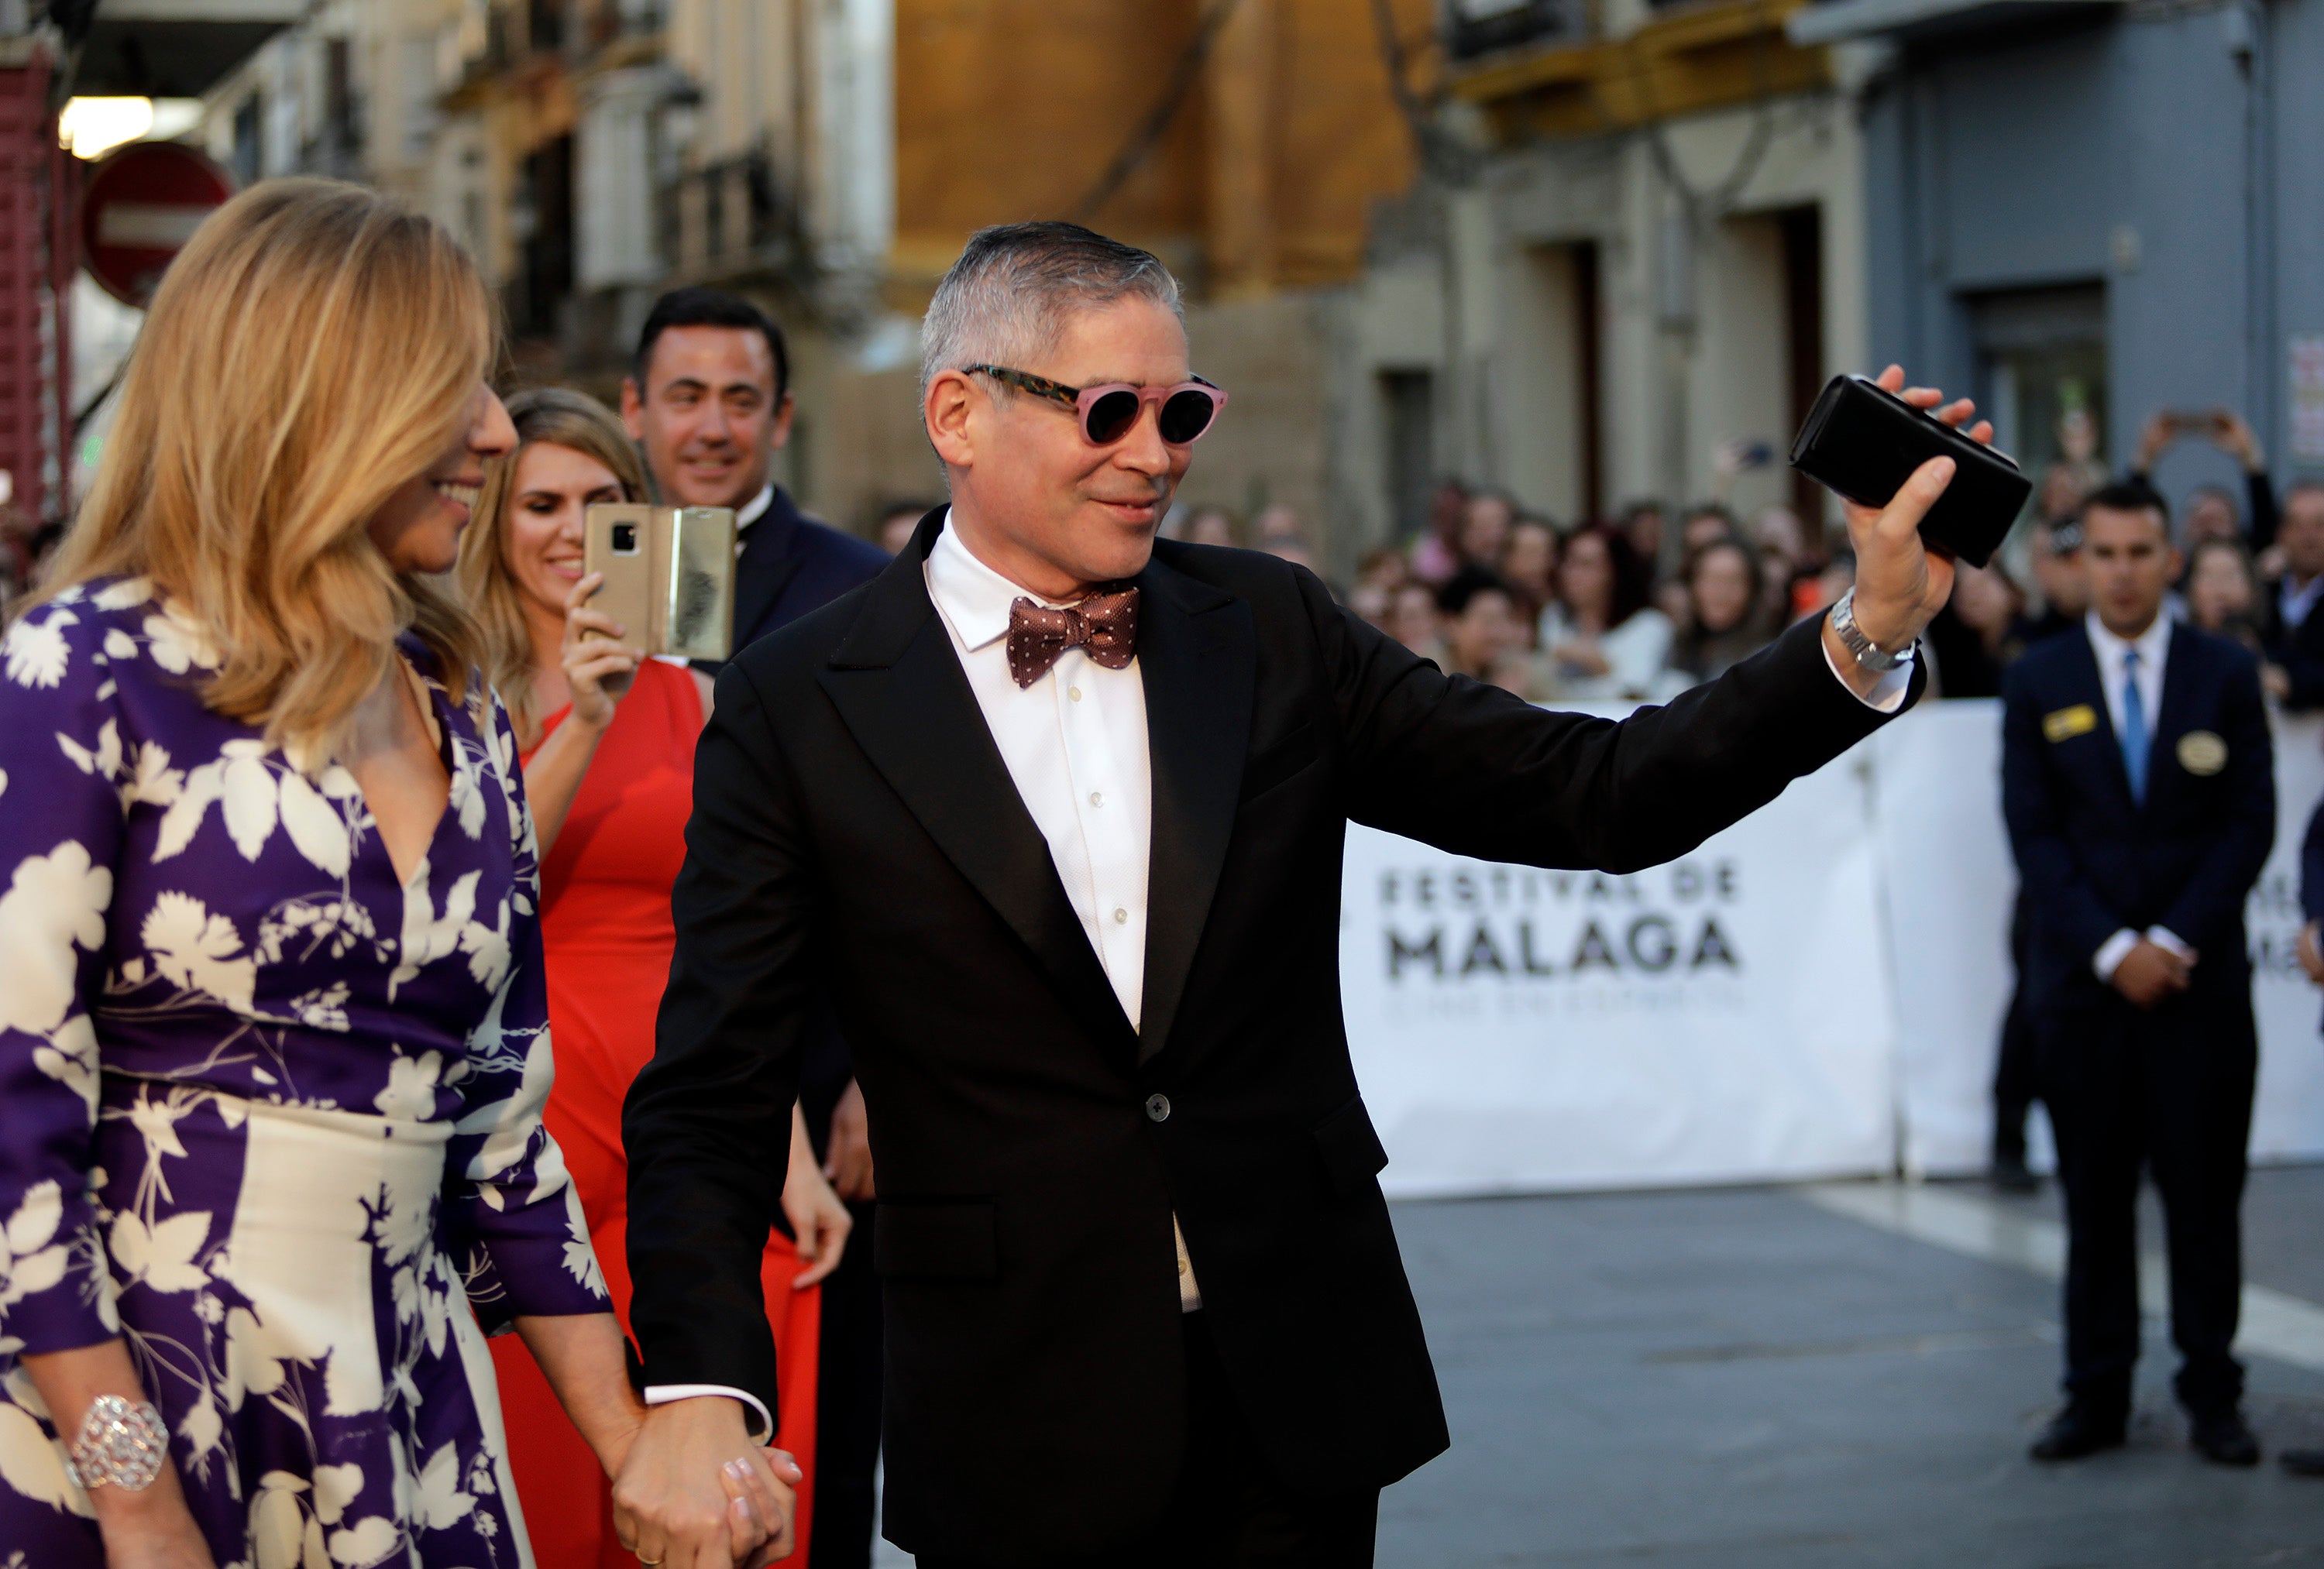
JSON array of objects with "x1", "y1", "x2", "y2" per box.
[
  {"x1": 644, "y1": 1385, "x2": 775, "y2": 1444},
  {"x1": 2092, "y1": 928, "x2": 2141, "y2": 982},
  {"x1": 1821, "y1": 634, "x2": 1917, "y2": 712},
  {"x1": 2145, "y1": 926, "x2": 2196, "y2": 963}
]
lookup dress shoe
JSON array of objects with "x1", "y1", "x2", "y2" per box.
[
  {"x1": 1989, "y1": 1155, "x2": 2040, "y2": 1195},
  {"x1": 2279, "y1": 1447, "x2": 2324, "y2": 1476},
  {"x1": 2030, "y1": 1405, "x2": 2127, "y2": 1461},
  {"x1": 2189, "y1": 1409, "x2": 2260, "y2": 1467}
]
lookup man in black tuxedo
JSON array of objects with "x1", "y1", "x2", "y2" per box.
[
  {"x1": 2001, "y1": 482, "x2": 2274, "y2": 1468},
  {"x1": 609, "y1": 222, "x2": 1981, "y2": 1568},
  {"x1": 622, "y1": 284, "x2": 892, "y2": 1568}
]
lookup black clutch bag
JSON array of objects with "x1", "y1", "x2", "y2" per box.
[{"x1": 1789, "y1": 373, "x2": 2031, "y2": 569}]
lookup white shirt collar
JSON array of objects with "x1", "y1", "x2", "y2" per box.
[
  {"x1": 734, "y1": 483, "x2": 775, "y2": 532},
  {"x1": 924, "y1": 509, "x2": 1072, "y2": 651},
  {"x1": 2085, "y1": 607, "x2": 2171, "y2": 670}
]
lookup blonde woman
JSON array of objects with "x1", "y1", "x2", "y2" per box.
[
  {"x1": 457, "y1": 387, "x2": 847, "y2": 1568},
  {"x1": 0, "y1": 182, "x2": 790, "y2": 1567}
]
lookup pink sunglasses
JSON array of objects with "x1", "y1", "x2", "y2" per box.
[{"x1": 968, "y1": 365, "x2": 1228, "y2": 446}]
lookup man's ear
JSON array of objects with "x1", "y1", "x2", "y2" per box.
[
  {"x1": 768, "y1": 392, "x2": 798, "y2": 451},
  {"x1": 620, "y1": 378, "x2": 646, "y2": 441},
  {"x1": 926, "y1": 372, "x2": 976, "y2": 471}
]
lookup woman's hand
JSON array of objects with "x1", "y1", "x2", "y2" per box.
[
  {"x1": 783, "y1": 1103, "x2": 854, "y2": 1289},
  {"x1": 720, "y1": 1448, "x2": 807, "y2": 1567},
  {"x1": 822, "y1": 1080, "x2": 875, "y2": 1203},
  {"x1": 561, "y1": 572, "x2": 643, "y2": 732}
]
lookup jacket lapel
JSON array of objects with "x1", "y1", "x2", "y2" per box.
[
  {"x1": 2066, "y1": 627, "x2": 2137, "y2": 811},
  {"x1": 2143, "y1": 622, "x2": 2199, "y2": 814},
  {"x1": 1134, "y1": 554, "x2": 1256, "y2": 1066},
  {"x1": 731, "y1": 493, "x2": 806, "y2": 644},
  {"x1": 815, "y1": 513, "x2": 1137, "y2": 1060}
]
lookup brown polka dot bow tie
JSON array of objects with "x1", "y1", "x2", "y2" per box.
[{"x1": 1005, "y1": 586, "x2": 1141, "y2": 688}]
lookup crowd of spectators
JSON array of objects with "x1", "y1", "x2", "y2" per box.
[
  {"x1": 1322, "y1": 482, "x2": 1858, "y2": 706},
  {"x1": 1232, "y1": 399, "x2": 2319, "y2": 713}
]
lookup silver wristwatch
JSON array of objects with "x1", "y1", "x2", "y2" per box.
[
  {"x1": 1828, "y1": 589, "x2": 1910, "y2": 673},
  {"x1": 63, "y1": 1394, "x2": 167, "y2": 1493}
]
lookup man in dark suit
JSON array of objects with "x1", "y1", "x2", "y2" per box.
[
  {"x1": 608, "y1": 222, "x2": 1982, "y2": 1568},
  {"x1": 2260, "y1": 479, "x2": 2324, "y2": 709},
  {"x1": 622, "y1": 285, "x2": 892, "y2": 1568},
  {"x1": 2002, "y1": 481, "x2": 2275, "y2": 1468},
  {"x1": 2286, "y1": 798, "x2": 2324, "y2": 1478},
  {"x1": 622, "y1": 287, "x2": 891, "y2": 654}
]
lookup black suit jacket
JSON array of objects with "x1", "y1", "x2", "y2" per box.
[
  {"x1": 2261, "y1": 584, "x2": 2324, "y2": 712},
  {"x1": 727, "y1": 486, "x2": 892, "y2": 657},
  {"x1": 713, "y1": 486, "x2": 888, "y2": 1149},
  {"x1": 626, "y1": 513, "x2": 1920, "y2": 1558},
  {"x1": 2000, "y1": 620, "x2": 2274, "y2": 1013}
]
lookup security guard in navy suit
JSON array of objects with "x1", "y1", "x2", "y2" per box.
[{"x1": 2002, "y1": 481, "x2": 2275, "y2": 1466}]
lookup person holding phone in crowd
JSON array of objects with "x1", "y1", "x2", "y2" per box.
[
  {"x1": 456, "y1": 386, "x2": 852, "y2": 1566},
  {"x1": 0, "y1": 181, "x2": 794, "y2": 1567},
  {"x1": 1538, "y1": 523, "x2": 1672, "y2": 702},
  {"x1": 622, "y1": 285, "x2": 889, "y2": 1568}
]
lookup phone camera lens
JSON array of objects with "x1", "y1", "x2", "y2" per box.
[{"x1": 610, "y1": 523, "x2": 639, "y2": 554}]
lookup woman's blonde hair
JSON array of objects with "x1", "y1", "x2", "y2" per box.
[
  {"x1": 456, "y1": 386, "x2": 647, "y2": 740},
  {"x1": 41, "y1": 177, "x2": 493, "y2": 755}
]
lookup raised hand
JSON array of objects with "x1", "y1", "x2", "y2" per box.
[
  {"x1": 562, "y1": 571, "x2": 644, "y2": 731},
  {"x1": 1834, "y1": 363, "x2": 1997, "y2": 657}
]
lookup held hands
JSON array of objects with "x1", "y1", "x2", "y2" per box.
[
  {"x1": 2298, "y1": 921, "x2": 2324, "y2": 987},
  {"x1": 612, "y1": 1398, "x2": 801, "y2": 1567},
  {"x1": 2113, "y1": 939, "x2": 2195, "y2": 1010},
  {"x1": 562, "y1": 572, "x2": 644, "y2": 730},
  {"x1": 1831, "y1": 364, "x2": 1997, "y2": 656}
]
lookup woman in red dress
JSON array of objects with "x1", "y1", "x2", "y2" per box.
[{"x1": 458, "y1": 387, "x2": 851, "y2": 1566}]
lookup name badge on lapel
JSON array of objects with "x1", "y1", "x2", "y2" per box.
[
  {"x1": 2043, "y1": 704, "x2": 2099, "y2": 743},
  {"x1": 2177, "y1": 730, "x2": 2228, "y2": 775}
]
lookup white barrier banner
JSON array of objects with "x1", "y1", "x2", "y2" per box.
[
  {"x1": 1340, "y1": 700, "x2": 2324, "y2": 1197},
  {"x1": 1339, "y1": 718, "x2": 1896, "y2": 1197}
]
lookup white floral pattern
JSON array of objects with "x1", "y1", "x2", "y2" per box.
[{"x1": 0, "y1": 585, "x2": 602, "y2": 1566}]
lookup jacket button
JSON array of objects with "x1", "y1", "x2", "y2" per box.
[{"x1": 1145, "y1": 1093, "x2": 1171, "y2": 1123}]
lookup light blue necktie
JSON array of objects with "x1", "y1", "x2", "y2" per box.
[{"x1": 2120, "y1": 647, "x2": 2149, "y2": 805}]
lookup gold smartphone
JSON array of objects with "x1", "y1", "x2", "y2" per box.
[{"x1": 581, "y1": 504, "x2": 737, "y2": 661}]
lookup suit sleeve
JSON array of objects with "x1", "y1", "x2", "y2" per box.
[
  {"x1": 2159, "y1": 653, "x2": 2275, "y2": 948},
  {"x1": 624, "y1": 661, "x2": 814, "y2": 1414},
  {"x1": 2302, "y1": 794, "x2": 2324, "y2": 927},
  {"x1": 2281, "y1": 613, "x2": 2324, "y2": 713},
  {"x1": 1999, "y1": 661, "x2": 2133, "y2": 964},
  {"x1": 1298, "y1": 569, "x2": 1920, "y2": 872}
]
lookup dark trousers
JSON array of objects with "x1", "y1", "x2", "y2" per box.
[
  {"x1": 1992, "y1": 894, "x2": 2039, "y2": 1164},
  {"x1": 2038, "y1": 987, "x2": 2255, "y2": 1417},
  {"x1": 813, "y1": 1196, "x2": 884, "y2": 1569},
  {"x1": 916, "y1": 1312, "x2": 1380, "y2": 1569}
]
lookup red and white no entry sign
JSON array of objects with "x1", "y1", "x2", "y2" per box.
[{"x1": 80, "y1": 142, "x2": 235, "y2": 308}]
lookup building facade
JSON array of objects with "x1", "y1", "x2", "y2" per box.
[
  {"x1": 1323, "y1": 0, "x2": 1874, "y2": 562},
  {"x1": 1793, "y1": 0, "x2": 2324, "y2": 513}
]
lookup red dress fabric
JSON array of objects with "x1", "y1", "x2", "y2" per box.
[{"x1": 490, "y1": 657, "x2": 820, "y2": 1567}]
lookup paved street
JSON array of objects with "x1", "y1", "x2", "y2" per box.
[
  {"x1": 1378, "y1": 1170, "x2": 2324, "y2": 1568},
  {"x1": 874, "y1": 1169, "x2": 2324, "y2": 1567}
]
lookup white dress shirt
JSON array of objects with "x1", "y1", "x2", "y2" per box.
[
  {"x1": 2281, "y1": 572, "x2": 2324, "y2": 633},
  {"x1": 921, "y1": 518, "x2": 1208, "y2": 1312},
  {"x1": 2082, "y1": 610, "x2": 2194, "y2": 980},
  {"x1": 734, "y1": 482, "x2": 775, "y2": 533}
]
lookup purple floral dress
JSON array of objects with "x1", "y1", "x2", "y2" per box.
[{"x1": 0, "y1": 579, "x2": 610, "y2": 1568}]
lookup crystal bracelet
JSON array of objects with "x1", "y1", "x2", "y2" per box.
[{"x1": 63, "y1": 1393, "x2": 167, "y2": 1492}]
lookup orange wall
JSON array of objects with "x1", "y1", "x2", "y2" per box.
[{"x1": 891, "y1": 0, "x2": 1432, "y2": 296}]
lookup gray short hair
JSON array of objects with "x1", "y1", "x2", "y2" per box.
[{"x1": 920, "y1": 221, "x2": 1182, "y2": 398}]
